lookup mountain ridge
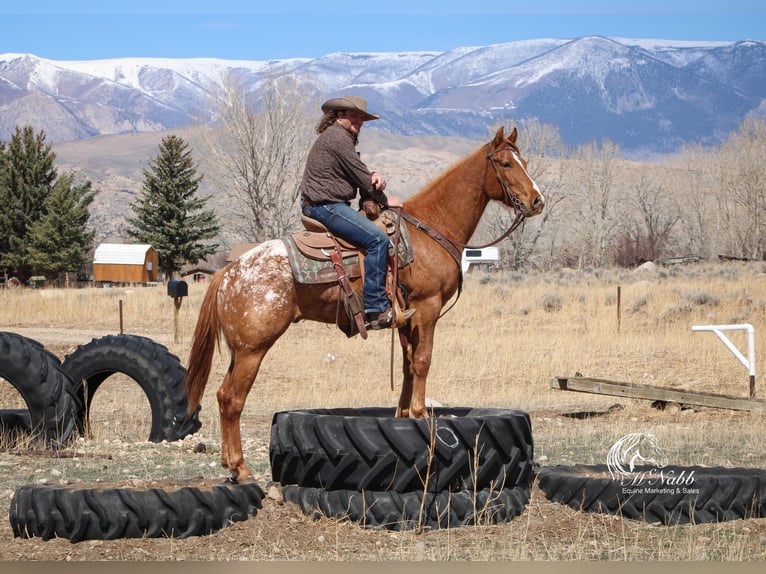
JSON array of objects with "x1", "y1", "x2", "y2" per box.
[{"x1": 1, "y1": 36, "x2": 764, "y2": 157}]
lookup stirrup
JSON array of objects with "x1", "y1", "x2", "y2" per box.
[{"x1": 365, "y1": 307, "x2": 416, "y2": 330}]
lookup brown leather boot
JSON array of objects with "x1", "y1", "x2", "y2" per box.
[{"x1": 365, "y1": 307, "x2": 416, "y2": 330}]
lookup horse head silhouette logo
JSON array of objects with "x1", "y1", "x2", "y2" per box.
[{"x1": 606, "y1": 431, "x2": 669, "y2": 479}]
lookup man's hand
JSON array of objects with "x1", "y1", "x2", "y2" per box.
[{"x1": 371, "y1": 172, "x2": 387, "y2": 191}]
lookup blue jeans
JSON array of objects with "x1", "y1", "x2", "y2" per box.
[{"x1": 302, "y1": 201, "x2": 390, "y2": 314}]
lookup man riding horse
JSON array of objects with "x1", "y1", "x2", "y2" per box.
[{"x1": 299, "y1": 95, "x2": 416, "y2": 330}]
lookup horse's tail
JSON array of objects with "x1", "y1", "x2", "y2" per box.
[{"x1": 184, "y1": 269, "x2": 225, "y2": 417}]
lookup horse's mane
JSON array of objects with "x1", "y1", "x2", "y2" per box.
[{"x1": 404, "y1": 143, "x2": 486, "y2": 212}]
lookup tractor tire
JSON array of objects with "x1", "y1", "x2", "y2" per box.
[
  {"x1": 536, "y1": 464, "x2": 766, "y2": 525},
  {"x1": 282, "y1": 483, "x2": 530, "y2": 531},
  {"x1": 0, "y1": 331, "x2": 80, "y2": 447},
  {"x1": 61, "y1": 334, "x2": 201, "y2": 443},
  {"x1": 10, "y1": 478, "x2": 265, "y2": 542},
  {"x1": 0, "y1": 409, "x2": 31, "y2": 434},
  {"x1": 270, "y1": 407, "x2": 534, "y2": 493}
]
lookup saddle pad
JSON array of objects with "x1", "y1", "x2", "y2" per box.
[
  {"x1": 282, "y1": 237, "x2": 361, "y2": 285},
  {"x1": 388, "y1": 210, "x2": 415, "y2": 267},
  {"x1": 282, "y1": 210, "x2": 415, "y2": 285}
]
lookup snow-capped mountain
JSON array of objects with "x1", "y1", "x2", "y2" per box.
[{"x1": 1, "y1": 36, "x2": 764, "y2": 155}]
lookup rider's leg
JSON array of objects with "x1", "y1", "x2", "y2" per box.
[{"x1": 302, "y1": 202, "x2": 390, "y2": 315}]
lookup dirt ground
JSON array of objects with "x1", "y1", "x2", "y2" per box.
[
  {"x1": 2, "y1": 413, "x2": 536, "y2": 562},
  {"x1": 2, "y1": 407, "x2": 766, "y2": 562}
]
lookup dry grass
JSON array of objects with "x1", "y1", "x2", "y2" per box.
[{"x1": 2, "y1": 260, "x2": 766, "y2": 560}]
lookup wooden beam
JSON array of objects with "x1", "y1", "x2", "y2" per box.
[{"x1": 550, "y1": 376, "x2": 766, "y2": 412}]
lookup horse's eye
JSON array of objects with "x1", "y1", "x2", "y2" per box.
[{"x1": 502, "y1": 162, "x2": 512, "y2": 169}]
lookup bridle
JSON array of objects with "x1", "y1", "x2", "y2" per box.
[{"x1": 473, "y1": 143, "x2": 527, "y2": 248}]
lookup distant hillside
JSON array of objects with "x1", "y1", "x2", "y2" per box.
[{"x1": 51, "y1": 127, "x2": 480, "y2": 246}]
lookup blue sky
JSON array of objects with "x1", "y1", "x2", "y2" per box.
[{"x1": 1, "y1": 0, "x2": 764, "y2": 61}]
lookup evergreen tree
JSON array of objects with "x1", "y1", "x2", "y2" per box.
[
  {"x1": 0, "y1": 126, "x2": 59, "y2": 281},
  {"x1": 127, "y1": 135, "x2": 220, "y2": 278},
  {"x1": 26, "y1": 174, "x2": 97, "y2": 282}
]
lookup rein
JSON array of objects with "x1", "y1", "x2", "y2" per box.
[{"x1": 397, "y1": 143, "x2": 528, "y2": 317}]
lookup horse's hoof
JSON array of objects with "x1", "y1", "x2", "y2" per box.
[{"x1": 227, "y1": 470, "x2": 255, "y2": 484}]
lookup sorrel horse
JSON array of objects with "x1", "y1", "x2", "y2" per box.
[{"x1": 184, "y1": 126, "x2": 544, "y2": 482}]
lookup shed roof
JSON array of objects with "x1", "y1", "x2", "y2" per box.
[
  {"x1": 93, "y1": 243, "x2": 154, "y2": 265},
  {"x1": 181, "y1": 267, "x2": 216, "y2": 277}
]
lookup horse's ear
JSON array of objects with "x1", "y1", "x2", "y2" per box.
[
  {"x1": 493, "y1": 126, "x2": 505, "y2": 146},
  {"x1": 509, "y1": 127, "x2": 518, "y2": 143}
]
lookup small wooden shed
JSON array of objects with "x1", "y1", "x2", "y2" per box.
[
  {"x1": 180, "y1": 266, "x2": 216, "y2": 284},
  {"x1": 93, "y1": 243, "x2": 159, "y2": 284}
]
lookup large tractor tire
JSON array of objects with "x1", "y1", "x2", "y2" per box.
[
  {"x1": 282, "y1": 483, "x2": 530, "y2": 531},
  {"x1": 10, "y1": 478, "x2": 265, "y2": 542},
  {"x1": 0, "y1": 331, "x2": 80, "y2": 447},
  {"x1": 270, "y1": 407, "x2": 534, "y2": 493},
  {"x1": 0, "y1": 409, "x2": 31, "y2": 435},
  {"x1": 536, "y1": 464, "x2": 766, "y2": 525},
  {"x1": 61, "y1": 334, "x2": 201, "y2": 442}
]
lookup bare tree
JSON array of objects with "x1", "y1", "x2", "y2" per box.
[
  {"x1": 671, "y1": 143, "x2": 715, "y2": 258},
  {"x1": 616, "y1": 173, "x2": 681, "y2": 264},
  {"x1": 568, "y1": 139, "x2": 622, "y2": 267},
  {"x1": 711, "y1": 118, "x2": 766, "y2": 260},
  {"x1": 205, "y1": 71, "x2": 314, "y2": 242},
  {"x1": 515, "y1": 119, "x2": 573, "y2": 269}
]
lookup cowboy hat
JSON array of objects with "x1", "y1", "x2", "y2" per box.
[{"x1": 321, "y1": 95, "x2": 380, "y2": 121}]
